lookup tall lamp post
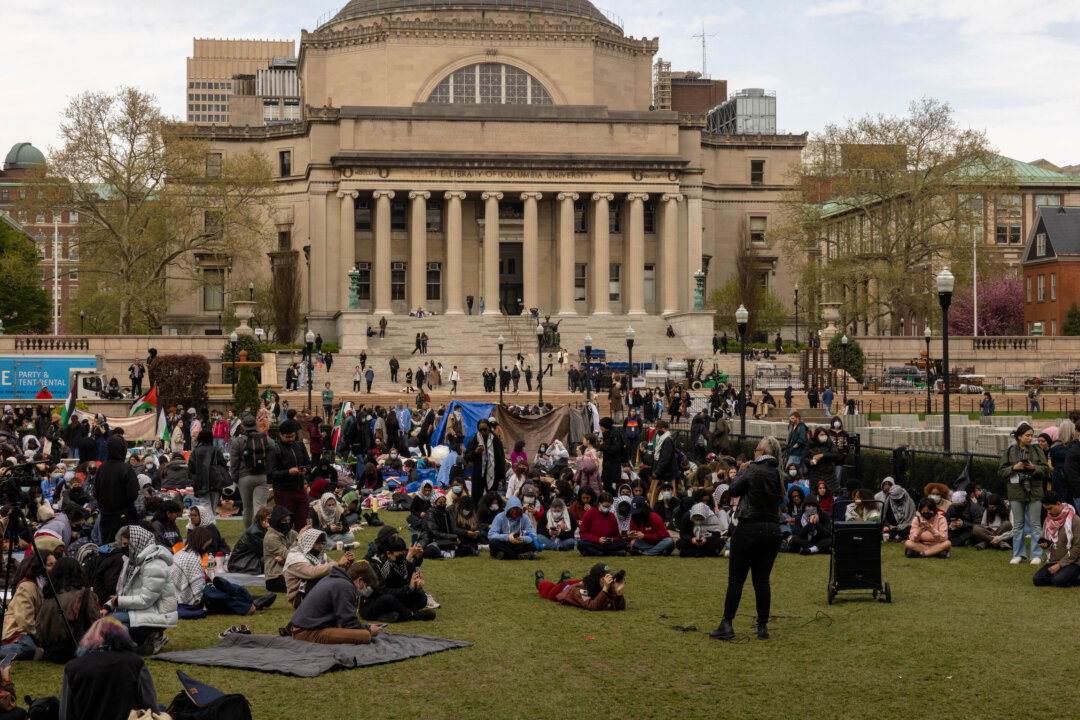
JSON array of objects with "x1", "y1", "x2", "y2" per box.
[
  {"x1": 793, "y1": 283, "x2": 799, "y2": 349},
  {"x1": 305, "y1": 329, "x2": 315, "y2": 412},
  {"x1": 936, "y1": 267, "x2": 954, "y2": 455},
  {"x1": 79, "y1": 310, "x2": 84, "y2": 334},
  {"x1": 535, "y1": 322, "x2": 544, "y2": 407},
  {"x1": 924, "y1": 325, "x2": 932, "y2": 416},
  {"x1": 497, "y1": 335, "x2": 505, "y2": 406},
  {"x1": 625, "y1": 326, "x2": 635, "y2": 411},
  {"x1": 584, "y1": 334, "x2": 593, "y2": 403},
  {"x1": 229, "y1": 331, "x2": 238, "y2": 399},
  {"x1": 841, "y1": 334, "x2": 849, "y2": 406},
  {"x1": 736, "y1": 304, "x2": 748, "y2": 439}
]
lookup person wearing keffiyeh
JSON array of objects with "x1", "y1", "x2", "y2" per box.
[{"x1": 1033, "y1": 492, "x2": 1080, "y2": 588}]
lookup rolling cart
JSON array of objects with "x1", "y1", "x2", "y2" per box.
[{"x1": 827, "y1": 514, "x2": 891, "y2": 604}]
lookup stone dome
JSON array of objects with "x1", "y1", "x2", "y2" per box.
[
  {"x1": 4, "y1": 142, "x2": 45, "y2": 171},
  {"x1": 330, "y1": 0, "x2": 619, "y2": 27}
]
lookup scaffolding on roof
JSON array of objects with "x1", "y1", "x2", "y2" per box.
[{"x1": 653, "y1": 59, "x2": 671, "y2": 111}]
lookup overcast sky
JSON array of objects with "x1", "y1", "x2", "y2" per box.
[{"x1": 4, "y1": 0, "x2": 1078, "y2": 165}]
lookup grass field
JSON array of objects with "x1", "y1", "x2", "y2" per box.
[{"x1": 11, "y1": 513, "x2": 1074, "y2": 720}]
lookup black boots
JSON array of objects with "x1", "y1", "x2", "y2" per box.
[
  {"x1": 534, "y1": 570, "x2": 544, "y2": 589},
  {"x1": 709, "y1": 620, "x2": 735, "y2": 641},
  {"x1": 757, "y1": 622, "x2": 770, "y2": 640},
  {"x1": 364, "y1": 512, "x2": 385, "y2": 527},
  {"x1": 559, "y1": 570, "x2": 572, "y2": 583}
]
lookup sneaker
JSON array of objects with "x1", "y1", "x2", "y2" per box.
[
  {"x1": 1031, "y1": 557, "x2": 1043, "y2": 566},
  {"x1": 1010, "y1": 556, "x2": 1024, "y2": 564},
  {"x1": 412, "y1": 609, "x2": 436, "y2": 621},
  {"x1": 534, "y1": 570, "x2": 545, "y2": 589},
  {"x1": 723, "y1": 549, "x2": 730, "y2": 558},
  {"x1": 709, "y1": 620, "x2": 735, "y2": 641},
  {"x1": 905, "y1": 548, "x2": 917, "y2": 558},
  {"x1": 519, "y1": 552, "x2": 535, "y2": 561},
  {"x1": 151, "y1": 633, "x2": 169, "y2": 655},
  {"x1": 939, "y1": 550, "x2": 950, "y2": 559},
  {"x1": 425, "y1": 594, "x2": 441, "y2": 609},
  {"x1": 559, "y1": 570, "x2": 572, "y2": 583},
  {"x1": 478, "y1": 544, "x2": 490, "y2": 552},
  {"x1": 32, "y1": 647, "x2": 44, "y2": 661},
  {"x1": 253, "y1": 593, "x2": 277, "y2": 611}
]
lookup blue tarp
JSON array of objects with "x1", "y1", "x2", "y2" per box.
[{"x1": 430, "y1": 400, "x2": 495, "y2": 448}]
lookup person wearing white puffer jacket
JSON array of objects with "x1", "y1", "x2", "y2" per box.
[{"x1": 107, "y1": 525, "x2": 178, "y2": 655}]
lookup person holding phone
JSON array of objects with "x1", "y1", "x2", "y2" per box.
[
  {"x1": 487, "y1": 496, "x2": 540, "y2": 560},
  {"x1": 366, "y1": 536, "x2": 435, "y2": 621},
  {"x1": 998, "y1": 422, "x2": 1050, "y2": 565},
  {"x1": 268, "y1": 419, "x2": 312, "y2": 531},
  {"x1": 290, "y1": 562, "x2": 383, "y2": 645},
  {"x1": 1032, "y1": 491, "x2": 1080, "y2": 587},
  {"x1": 533, "y1": 563, "x2": 626, "y2": 611}
]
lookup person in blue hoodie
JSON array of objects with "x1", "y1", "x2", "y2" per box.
[{"x1": 487, "y1": 496, "x2": 539, "y2": 560}]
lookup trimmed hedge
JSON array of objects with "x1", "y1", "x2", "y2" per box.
[{"x1": 150, "y1": 354, "x2": 209, "y2": 410}]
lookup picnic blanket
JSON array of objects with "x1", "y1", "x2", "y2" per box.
[
  {"x1": 154, "y1": 632, "x2": 472, "y2": 677},
  {"x1": 213, "y1": 572, "x2": 265, "y2": 587}
]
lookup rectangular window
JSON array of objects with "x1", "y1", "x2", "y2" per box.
[
  {"x1": 751, "y1": 160, "x2": 765, "y2": 185},
  {"x1": 356, "y1": 262, "x2": 371, "y2": 300},
  {"x1": 1037, "y1": 275, "x2": 1045, "y2": 302},
  {"x1": 574, "y1": 263, "x2": 587, "y2": 301},
  {"x1": 997, "y1": 194, "x2": 1021, "y2": 218},
  {"x1": 644, "y1": 264, "x2": 655, "y2": 303},
  {"x1": 426, "y1": 200, "x2": 442, "y2": 232},
  {"x1": 277, "y1": 230, "x2": 291, "y2": 251},
  {"x1": 38, "y1": 268, "x2": 44, "y2": 281},
  {"x1": 1036, "y1": 232, "x2": 1047, "y2": 256},
  {"x1": 574, "y1": 201, "x2": 587, "y2": 234},
  {"x1": 203, "y1": 269, "x2": 225, "y2": 311},
  {"x1": 69, "y1": 211, "x2": 77, "y2": 223},
  {"x1": 1009, "y1": 224, "x2": 1021, "y2": 243},
  {"x1": 759, "y1": 272, "x2": 769, "y2": 291},
  {"x1": 1051, "y1": 273, "x2": 1056, "y2": 301},
  {"x1": 1052, "y1": 319, "x2": 1057, "y2": 336},
  {"x1": 1035, "y1": 194, "x2": 1061, "y2": 207},
  {"x1": 205, "y1": 153, "x2": 222, "y2": 178},
  {"x1": 1026, "y1": 276, "x2": 1032, "y2": 304},
  {"x1": 0, "y1": 189, "x2": 6, "y2": 202},
  {"x1": 68, "y1": 240, "x2": 78, "y2": 260},
  {"x1": 609, "y1": 264, "x2": 621, "y2": 301},
  {"x1": 203, "y1": 211, "x2": 222, "y2": 237},
  {"x1": 643, "y1": 201, "x2": 655, "y2": 233},
  {"x1": 426, "y1": 262, "x2": 441, "y2": 301},
  {"x1": 608, "y1": 201, "x2": 621, "y2": 234},
  {"x1": 997, "y1": 224, "x2": 1021, "y2": 244},
  {"x1": 278, "y1": 150, "x2": 291, "y2": 177},
  {"x1": 750, "y1": 216, "x2": 767, "y2": 244},
  {"x1": 391, "y1": 262, "x2": 406, "y2": 300},
  {"x1": 36, "y1": 214, "x2": 44, "y2": 223},
  {"x1": 390, "y1": 201, "x2": 407, "y2": 231},
  {"x1": 37, "y1": 241, "x2": 45, "y2": 260},
  {"x1": 69, "y1": 271, "x2": 78, "y2": 281},
  {"x1": 355, "y1": 200, "x2": 372, "y2": 231},
  {"x1": 53, "y1": 213, "x2": 61, "y2": 223}
]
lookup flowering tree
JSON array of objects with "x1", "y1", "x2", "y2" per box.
[{"x1": 948, "y1": 271, "x2": 1023, "y2": 336}]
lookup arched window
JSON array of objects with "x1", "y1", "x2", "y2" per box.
[{"x1": 428, "y1": 63, "x2": 553, "y2": 105}]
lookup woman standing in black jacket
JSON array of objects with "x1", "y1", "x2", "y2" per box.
[
  {"x1": 93, "y1": 437, "x2": 139, "y2": 543},
  {"x1": 712, "y1": 436, "x2": 785, "y2": 642}
]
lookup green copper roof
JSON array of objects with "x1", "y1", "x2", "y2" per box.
[
  {"x1": 1002, "y1": 156, "x2": 1080, "y2": 184},
  {"x1": 4, "y1": 142, "x2": 45, "y2": 170}
]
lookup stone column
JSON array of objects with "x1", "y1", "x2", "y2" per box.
[
  {"x1": 481, "y1": 191, "x2": 502, "y2": 315},
  {"x1": 408, "y1": 191, "x2": 430, "y2": 312},
  {"x1": 520, "y1": 192, "x2": 543, "y2": 312},
  {"x1": 625, "y1": 192, "x2": 649, "y2": 315},
  {"x1": 372, "y1": 190, "x2": 395, "y2": 315},
  {"x1": 556, "y1": 192, "x2": 578, "y2": 315},
  {"x1": 309, "y1": 191, "x2": 327, "y2": 314},
  {"x1": 337, "y1": 190, "x2": 357, "y2": 310},
  {"x1": 443, "y1": 191, "x2": 466, "y2": 314},
  {"x1": 661, "y1": 193, "x2": 683, "y2": 315},
  {"x1": 591, "y1": 193, "x2": 614, "y2": 315},
  {"x1": 686, "y1": 193, "x2": 703, "y2": 312}
]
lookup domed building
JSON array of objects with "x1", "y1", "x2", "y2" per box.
[{"x1": 170, "y1": 0, "x2": 806, "y2": 356}]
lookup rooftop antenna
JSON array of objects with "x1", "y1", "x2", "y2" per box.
[{"x1": 691, "y1": 21, "x2": 717, "y2": 77}]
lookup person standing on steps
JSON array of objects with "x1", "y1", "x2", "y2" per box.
[
  {"x1": 720, "y1": 332, "x2": 728, "y2": 354},
  {"x1": 324, "y1": 352, "x2": 334, "y2": 374},
  {"x1": 524, "y1": 365, "x2": 533, "y2": 392},
  {"x1": 467, "y1": 296, "x2": 474, "y2": 315},
  {"x1": 511, "y1": 365, "x2": 520, "y2": 392},
  {"x1": 315, "y1": 333, "x2": 323, "y2": 357},
  {"x1": 450, "y1": 366, "x2": 460, "y2": 394},
  {"x1": 322, "y1": 383, "x2": 334, "y2": 421},
  {"x1": 353, "y1": 366, "x2": 362, "y2": 392},
  {"x1": 411, "y1": 333, "x2": 422, "y2": 355},
  {"x1": 389, "y1": 356, "x2": 399, "y2": 383},
  {"x1": 421, "y1": 332, "x2": 428, "y2": 355},
  {"x1": 365, "y1": 367, "x2": 374, "y2": 393},
  {"x1": 379, "y1": 316, "x2": 387, "y2": 338},
  {"x1": 128, "y1": 358, "x2": 145, "y2": 397},
  {"x1": 360, "y1": 350, "x2": 367, "y2": 371},
  {"x1": 711, "y1": 436, "x2": 784, "y2": 642},
  {"x1": 479, "y1": 296, "x2": 485, "y2": 315}
]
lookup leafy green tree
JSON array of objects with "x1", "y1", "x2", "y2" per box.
[
  {"x1": 828, "y1": 334, "x2": 865, "y2": 383},
  {"x1": 234, "y1": 364, "x2": 260, "y2": 414},
  {"x1": 1064, "y1": 304, "x2": 1080, "y2": 336},
  {"x1": 0, "y1": 221, "x2": 51, "y2": 332},
  {"x1": 708, "y1": 280, "x2": 788, "y2": 341}
]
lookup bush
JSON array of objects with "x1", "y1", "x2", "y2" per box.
[
  {"x1": 234, "y1": 364, "x2": 261, "y2": 414},
  {"x1": 151, "y1": 354, "x2": 209, "y2": 410},
  {"x1": 828, "y1": 334, "x2": 865, "y2": 383},
  {"x1": 221, "y1": 335, "x2": 263, "y2": 383}
]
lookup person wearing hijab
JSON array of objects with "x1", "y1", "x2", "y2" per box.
[
  {"x1": 876, "y1": 477, "x2": 916, "y2": 542},
  {"x1": 59, "y1": 618, "x2": 158, "y2": 720},
  {"x1": 311, "y1": 493, "x2": 356, "y2": 549},
  {"x1": 186, "y1": 507, "x2": 230, "y2": 559},
  {"x1": 283, "y1": 528, "x2": 353, "y2": 609},
  {"x1": 263, "y1": 506, "x2": 297, "y2": 593},
  {"x1": 534, "y1": 562, "x2": 626, "y2": 611},
  {"x1": 93, "y1": 436, "x2": 140, "y2": 543},
  {"x1": 786, "y1": 497, "x2": 833, "y2": 555},
  {"x1": 229, "y1": 507, "x2": 272, "y2": 575},
  {"x1": 408, "y1": 479, "x2": 437, "y2": 530},
  {"x1": 107, "y1": 525, "x2": 178, "y2": 654},
  {"x1": 536, "y1": 498, "x2": 577, "y2": 552}
]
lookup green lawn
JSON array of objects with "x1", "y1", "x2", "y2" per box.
[{"x1": 13, "y1": 514, "x2": 1073, "y2": 719}]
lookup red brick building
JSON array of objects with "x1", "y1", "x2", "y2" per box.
[
  {"x1": 1021, "y1": 206, "x2": 1080, "y2": 336},
  {"x1": 0, "y1": 142, "x2": 84, "y2": 334}
]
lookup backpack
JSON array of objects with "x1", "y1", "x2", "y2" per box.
[
  {"x1": 168, "y1": 693, "x2": 252, "y2": 720},
  {"x1": 241, "y1": 432, "x2": 268, "y2": 473},
  {"x1": 24, "y1": 696, "x2": 58, "y2": 720}
]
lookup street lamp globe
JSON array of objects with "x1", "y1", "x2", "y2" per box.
[
  {"x1": 497, "y1": 334, "x2": 504, "y2": 350},
  {"x1": 936, "y1": 267, "x2": 955, "y2": 295},
  {"x1": 535, "y1": 323, "x2": 544, "y2": 339},
  {"x1": 841, "y1": 334, "x2": 848, "y2": 345},
  {"x1": 735, "y1": 304, "x2": 749, "y2": 326},
  {"x1": 584, "y1": 334, "x2": 593, "y2": 350},
  {"x1": 924, "y1": 325, "x2": 931, "y2": 339},
  {"x1": 625, "y1": 326, "x2": 635, "y2": 344},
  {"x1": 229, "y1": 331, "x2": 238, "y2": 343}
]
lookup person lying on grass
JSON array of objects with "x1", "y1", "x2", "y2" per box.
[
  {"x1": 905, "y1": 498, "x2": 951, "y2": 559},
  {"x1": 290, "y1": 561, "x2": 383, "y2": 645},
  {"x1": 284, "y1": 529, "x2": 354, "y2": 609},
  {"x1": 1033, "y1": 491, "x2": 1080, "y2": 588},
  {"x1": 533, "y1": 563, "x2": 626, "y2": 611}
]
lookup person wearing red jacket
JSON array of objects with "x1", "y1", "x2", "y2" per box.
[
  {"x1": 35, "y1": 386, "x2": 53, "y2": 399},
  {"x1": 577, "y1": 493, "x2": 627, "y2": 556},
  {"x1": 627, "y1": 496, "x2": 674, "y2": 556}
]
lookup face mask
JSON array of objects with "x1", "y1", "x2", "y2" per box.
[
  {"x1": 462, "y1": 509, "x2": 473, "y2": 518},
  {"x1": 489, "y1": 503, "x2": 500, "y2": 511},
  {"x1": 551, "y1": 511, "x2": 564, "y2": 521},
  {"x1": 662, "y1": 492, "x2": 672, "y2": 500},
  {"x1": 817, "y1": 435, "x2": 827, "y2": 442},
  {"x1": 789, "y1": 469, "x2": 798, "y2": 477},
  {"x1": 508, "y1": 510, "x2": 521, "y2": 520},
  {"x1": 599, "y1": 506, "x2": 611, "y2": 514},
  {"x1": 921, "y1": 511, "x2": 935, "y2": 520},
  {"x1": 359, "y1": 586, "x2": 373, "y2": 598},
  {"x1": 833, "y1": 422, "x2": 841, "y2": 429},
  {"x1": 451, "y1": 486, "x2": 462, "y2": 495},
  {"x1": 390, "y1": 453, "x2": 398, "y2": 458},
  {"x1": 435, "y1": 503, "x2": 446, "y2": 512},
  {"x1": 928, "y1": 494, "x2": 940, "y2": 502}
]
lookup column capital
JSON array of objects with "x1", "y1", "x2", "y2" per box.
[
  {"x1": 661, "y1": 193, "x2": 684, "y2": 203},
  {"x1": 336, "y1": 189, "x2": 358, "y2": 199},
  {"x1": 556, "y1": 192, "x2": 579, "y2": 202},
  {"x1": 591, "y1": 192, "x2": 615, "y2": 202},
  {"x1": 520, "y1": 191, "x2": 544, "y2": 202},
  {"x1": 481, "y1": 191, "x2": 504, "y2": 201},
  {"x1": 372, "y1": 190, "x2": 396, "y2": 200},
  {"x1": 408, "y1": 190, "x2": 431, "y2": 200},
  {"x1": 626, "y1": 192, "x2": 649, "y2": 202},
  {"x1": 444, "y1": 190, "x2": 467, "y2": 201}
]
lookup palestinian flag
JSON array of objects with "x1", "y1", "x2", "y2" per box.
[
  {"x1": 60, "y1": 388, "x2": 76, "y2": 429},
  {"x1": 129, "y1": 385, "x2": 158, "y2": 416},
  {"x1": 331, "y1": 401, "x2": 352, "y2": 449},
  {"x1": 157, "y1": 408, "x2": 171, "y2": 445}
]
